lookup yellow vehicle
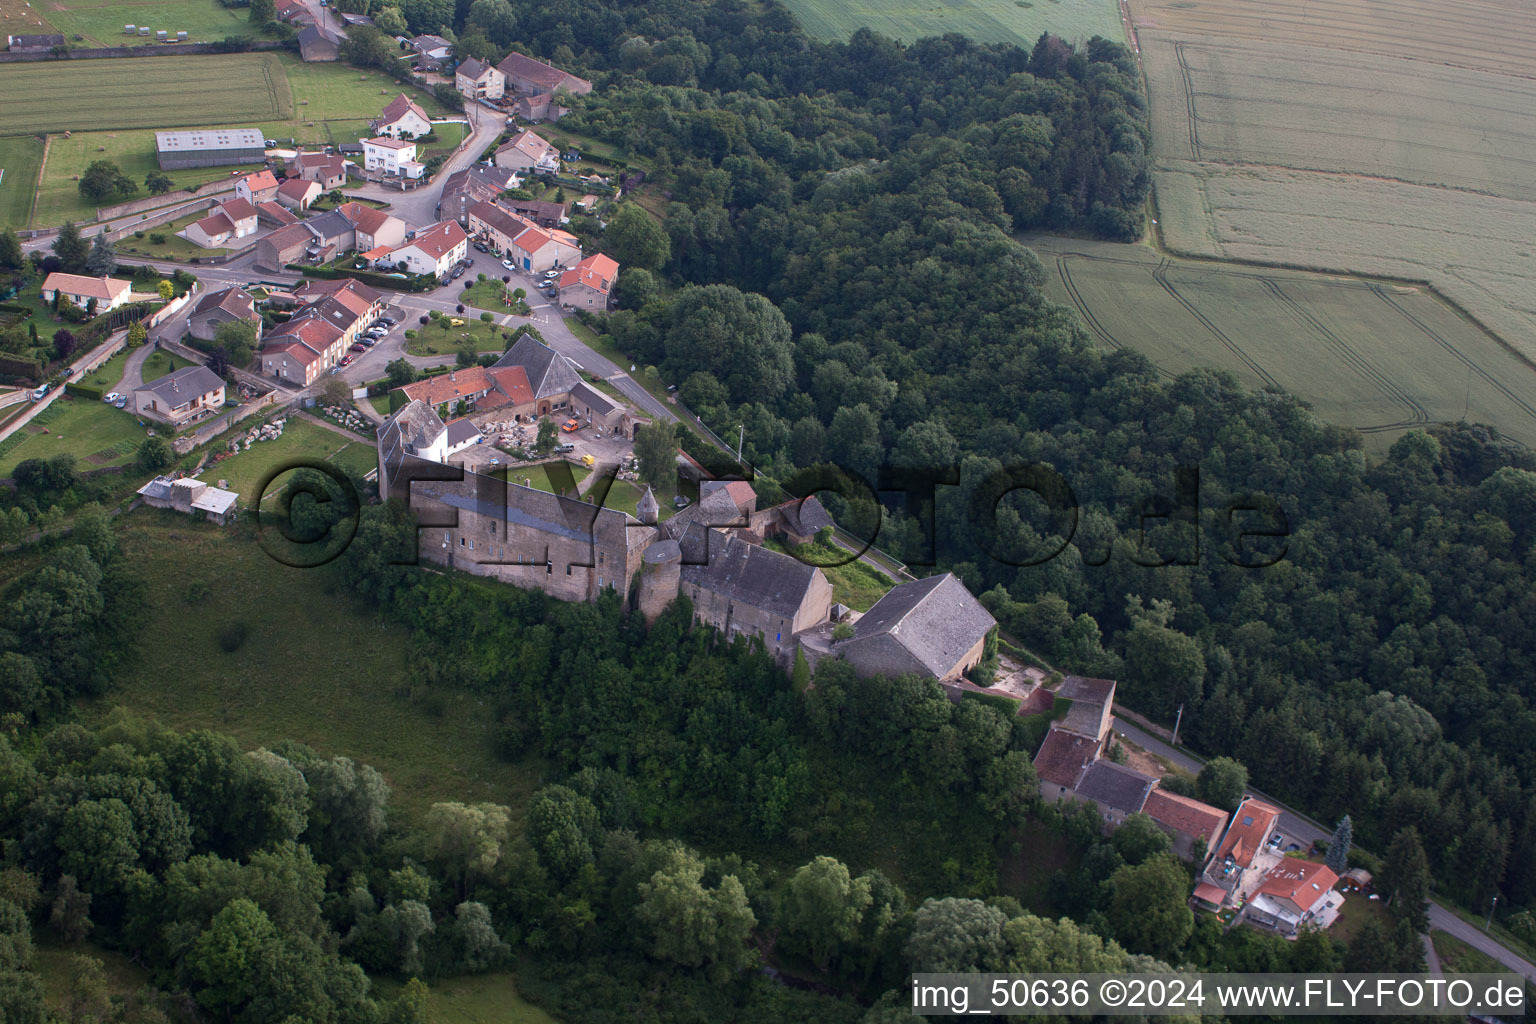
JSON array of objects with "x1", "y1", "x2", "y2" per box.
[
  {"x1": 449, "y1": 317, "x2": 465, "y2": 327},
  {"x1": 580, "y1": 454, "x2": 596, "y2": 467}
]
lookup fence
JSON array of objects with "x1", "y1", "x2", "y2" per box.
[
  {"x1": 0, "y1": 39, "x2": 287, "y2": 63},
  {"x1": 103, "y1": 197, "x2": 218, "y2": 242}
]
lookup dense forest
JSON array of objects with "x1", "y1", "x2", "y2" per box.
[
  {"x1": 413, "y1": 0, "x2": 1536, "y2": 922},
  {"x1": 0, "y1": 501, "x2": 1389, "y2": 1021}
]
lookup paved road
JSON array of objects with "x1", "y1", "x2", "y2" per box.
[
  {"x1": 1429, "y1": 903, "x2": 1536, "y2": 984},
  {"x1": 1113, "y1": 708, "x2": 1536, "y2": 982},
  {"x1": 347, "y1": 101, "x2": 504, "y2": 226}
]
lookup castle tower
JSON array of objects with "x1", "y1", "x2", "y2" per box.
[
  {"x1": 636, "y1": 537, "x2": 682, "y2": 625},
  {"x1": 636, "y1": 485, "x2": 658, "y2": 525}
]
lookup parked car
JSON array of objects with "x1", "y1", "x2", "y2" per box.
[
  {"x1": 449, "y1": 317, "x2": 465, "y2": 327},
  {"x1": 580, "y1": 453, "x2": 596, "y2": 467},
  {"x1": 60, "y1": 368, "x2": 73, "y2": 379},
  {"x1": 359, "y1": 338, "x2": 376, "y2": 347},
  {"x1": 378, "y1": 317, "x2": 396, "y2": 327},
  {"x1": 30, "y1": 385, "x2": 48, "y2": 401},
  {"x1": 560, "y1": 417, "x2": 580, "y2": 432},
  {"x1": 349, "y1": 342, "x2": 366, "y2": 353},
  {"x1": 543, "y1": 269, "x2": 559, "y2": 280},
  {"x1": 501, "y1": 259, "x2": 515, "y2": 270},
  {"x1": 473, "y1": 241, "x2": 489, "y2": 253},
  {"x1": 553, "y1": 441, "x2": 574, "y2": 453},
  {"x1": 102, "y1": 392, "x2": 121, "y2": 403},
  {"x1": 451, "y1": 266, "x2": 466, "y2": 279},
  {"x1": 113, "y1": 396, "x2": 127, "y2": 408}
]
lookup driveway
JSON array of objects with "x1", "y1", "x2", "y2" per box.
[{"x1": 345, "y1": 101, "x2": 504, "y2": 226}]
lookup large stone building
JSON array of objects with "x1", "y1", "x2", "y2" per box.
[
  {"x1": 826, "y1": 573, "x2": 996, "y2": 682},
  {"x1": 188, "y1": 286, "x2": 260, "y2": 343}
]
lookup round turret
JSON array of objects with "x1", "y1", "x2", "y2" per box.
[{"x1": 636, "y1": 538, "x2": 682, "y2": 625}]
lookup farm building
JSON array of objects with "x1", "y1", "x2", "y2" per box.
[
  {"x1": 155, "y1": 129, "x2": 267, "y2": 171},
  {"x1": 136, "y1": 476, "x2": 239, "y2": 525},
  {"x1": 7, "y1": 33, "x2": 64, "y2": 51}
]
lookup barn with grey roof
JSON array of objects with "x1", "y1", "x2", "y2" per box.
[{"x1": 832, "y1": 572, "x2": 996, "y2": 681}]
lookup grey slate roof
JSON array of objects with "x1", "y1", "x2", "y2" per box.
[
  {"x1": 416, "y1": 470, "x2": 636, "y2": 549},
  {"x1": 661, "y1": 486, "x2": 745, "y2": 539},
  {"x1": 445, "y1": 417, "x2": 480, "y2": 446},
  {"x1": 680, "y1": 533, "x2": 823, "y2": 620},
  {"x1": 841, "y1": 572, "x2": 995, "y2": 679},
  {"x1": 457, "y1": 57, "x2": 489, "y2": 78},
  {"x1": 305, "y1": 210, "x2": 353, "y2": 242},
  {"x1": 774, "y1": 495, "x2": 834, "y2": 535},
  {"x1": 1073, "y1": 760, "x2": 1156, "y2": 814},
  {"x1": 570, "y1": 380, "x2": 617, "y2": 418},
  {"x1": 135, "y1": 365, "x2": 225, "y2": 408},
  {"x1": 494, "y1": 334, "x2": 581, "y2": 400},
  {"x1": 382, "y1": 399, "x2": 446, "y2": 453},
  {"x1": 192, "y1": 286, "x2": 256, "y2": 319}
]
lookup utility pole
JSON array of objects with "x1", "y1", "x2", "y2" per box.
[
  {"x1": 1485, "y1": 892, "x2": 1499, "y2": 933},
  {"x1": 1171, "y1": 703, "x2": 1184, "y2": 747},
  {"x1": 736, "y1": 423, "x2": 744, "y2": 464}
]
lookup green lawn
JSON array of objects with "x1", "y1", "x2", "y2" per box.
[
  {"x1": 1432, "y1": 929, "x2": 1506, "y2": 974},
  {"x1": 780, "y1": 0, "x2": 1123, "y2": 47},
  {"x1": 138, "y1": 349, "x2": 193, "y2": 384},
  {"x1": 77, "y1": 514, "x2": 548, "y2": 820},
  {"x1": 35, "y1": 939, "x2": 151, "y2": 1015},
  {"x1": 764, "y1": 535, "x2": 893, "y2": 610},
  {"x1": 25, "y1": 55, "x2": 454, "y2": 228},
  {"x1": 33, "y1": 132, "x2": 265, "y2": 229},
  {"x1": 368, "y1": 393, "x2": 393, "y2": 416},
  {"x1": 420, "y1": 120, "x2": 469, "y2": 161},
  {"x1": 601, "y1": 476, "x2": 677, "y2": 521},
  {"x1": 0, "y1": 135, "x2": 43, "y2": 230},
  {"x1": 374, "y1": 972, "x2": 557, "y2": 1024},
  {"x1": 79, "y1": 346, "x2": 132, "y2": 391},
  {"x1": 0, "y1": 395, "x2": 149, "y2": 476},
  {"x1": 1329, "y1": 889, "x2": 1392, "y2": 948},
  {"x1": 116, "y1": 208, "x2": 237, "y2": 262},
  {"x1": 407, "y1": 318, "x2": 514, "y2": 356},
  {"x1": 202, "y1": 416, "x2": 368, "y2": 505},
  {"x1": 43, "y1": 0, "x2": 283, "y2": 47},
  {"x1": 459, "y1": 278, "x2": 522, "y2": 313},
  {"x1": 0, "y1": 53, "x2": 291, "y2": 137}
]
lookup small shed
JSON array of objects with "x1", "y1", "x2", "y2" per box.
[
  {"x1": 155, "y1": 29, "x2": 167, "y2": 39},
  {"x1": 176, "y1": 30, "x2": 187, "y2": 40},
  {"x1": 1342, "y1": 868, "x2": 1373, "y2": 890},
  {"x1": 124, "y1": 24, "x2": 136, "y2": 33}
]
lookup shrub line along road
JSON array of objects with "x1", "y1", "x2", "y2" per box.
[{"x1": 1111, "y1": 713, "x2": 1536, "y2": 983}]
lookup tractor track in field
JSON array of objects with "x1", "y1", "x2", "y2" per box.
[
  {"x1": 1151, "y1": 258, "x2": 1278, "y2": 387},
  {"x1": 1056, "y1": 255, "x2": 1176, "y2": 379},
  {"x1": 1259, "y1": 277, "x2": 1429, "y2": 426}
]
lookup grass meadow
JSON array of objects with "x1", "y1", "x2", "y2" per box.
[
  {"x1": 43, "y1": 0, "x2": 280, "y2": 46},
  {"x1": 76, "y1": 512, "x2": 549, "y2": 821},
  {"x1": 0, "y1": 136, "x2": 44, "y2": 228},
  {"x1": 781, "y1": 0, "x2": 1122, "y2": 47},
  {"x1": 0, "y1": 395, "x2": 148, "y2": 476},
  {"x1": 1024, "y1": 234, "x2": 1536, "y2": 451},
  {"x1": 201, "y1": 416, "x2": 371, "y2": 504}
]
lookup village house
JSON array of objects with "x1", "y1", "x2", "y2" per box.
[
  {"x1": 136, "y1": 476, "x2": 239, "y2": 525},
  {"x1": 132, "y1": 364, "x2": 226, "y2": 426},
  {"x1": 1195, "y1": 797, "x2": 1284, "y2": 910},
  {"x1": 397, "y1": 366, "x2": 500, "y2": 416},
  {"x1": 372, "y1": 93, "x2": 433, "y2": 140},
  {"x1": 558, "y1": 253, "x2": 618, "y2": 310},
  {"x1": 1141, "y1": 789, "x2": 1229, "y2": 864},
  {"x1": 504, "y1": 198, "x2": 568, "y2": 228},
  {"x1": 258, "y1": 278, "x2": 381, "y2": 383},
  {"x1": 384, "y1": 219, "x2": 467, "y2": 278},
  {"x1": 188, "y1": 286, "x2": 260, "y2": 343},
  {"x1": 495, "y1": 51, "x2": 591, "y2": 121},
  {"x1": 362, "y1": 136, "x2": 424, "y2": 179},
  {"x1": 466, "y1": 202, "x2": 580, "y2": 272},
  {"x1": 1240, "y1": 859, "x2": 1343, "y2": 937},
  {"x1": 235, "y1": 169, "x2": 280, "y2": 205},
  {"x1": 275, "y1": 177, "x2": 322, "y2": 212},
  {"x1": 255, "y1": 222, "x2": 316, "y2": 272},
  {"x1": 273, "y1": 0, "x2": 307, "y2": 23},
  {"x1": 1071, "y1": 760, "x2": 1157, "y2": 831},
  {"x1": 336, "y1": 201, "x2": 406, "y2": 252},
  {"x1": 181, "y1": 198, "x2": 259, "y2": 248},
  {"x1": 256, "y1": 201, "x2": 301, "y2": 228},
  {"x1": 40, "y1": 273, "x2": 130, "y2": 313},
  {"x1": 745, "y1": 495, "x2": 836, "y2": 546},
  {"x1": 493, "y1": 129, "x2": 560, "y2": 175},
  {"x1": 409, "y1": 34, "x2": 453, "y2": 61},
  {"x1": 288, "y1": 152, "x2": 349, "y2": 190},
  {"x1": 440, "y1": 165, "x2": 521, "y2": 224},
  {"x1": 455, "y1": 57, "x2": 504, "y2": 99},
  {"x1": 303, "y1": 210, "x2": 354, "y2": 258}
]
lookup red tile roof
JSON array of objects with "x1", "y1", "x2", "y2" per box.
[
  {"x1": 256, "y1": 200, "x2": 300, "y2": 226},
  {"x1": 378, "y1": 93, "x2": 429, "y2": 127},
  {"x1": 43, "y1": 273, "x2": 129, "y2": 303},
  {"x1": 1033, "y1": 726, "x2": 1097, "y2": 788},
  {"x1": 218, "y1": 197, "x2": 258, "y2": 222},
  {"x1": 1252, "y1": 860, "x2": 1338, "y2": 912},
  {"x1": 486, "y1": 366, "x2": 533, "y2": 406},
  {"x1": 1214, "y1": 799, "x2": 1281, "y2": 869},
  {"x1": 192, "y1": 211, "x2": 235, "y2": 237},
  {"x1": 496, "y1": 129, "x2": 557, "y2": 164},
  {"x1": 277, "y1": 177, "x2": 319, "y2": 200},
  {"x1": 337, "y1": 201, "x2": 391, "y2": 236},
  {"x1": 400, "y1": 367, "x2": 494, "y2": 406},
  {"x1": 400, "y1": 220, "x2": 466, "y2": 260},
  {"x1": 1142, "y1": 789, "x2": 1228, "y2": 844},
  {"x1": 559, "y1": 252, "x2": 617, "y2": 294},
  {"x1": 1192, "y1": 882, "x2": 1227, "y2": 906},
  {"x1": 242, "y1": 169, "x2": 278, "y2": 193}
]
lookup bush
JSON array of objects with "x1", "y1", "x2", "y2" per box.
[
  {"x1": 217, "y1": 621, "x2": 249, "y2": 653},
  {"x1": 403, "y1": 329, "x2": 416, "y2": 340},
  {"x1": 479, "y1": 312, "x2": 492, "y2": 322},
  {"x1": 133, "y1": 231, "x2": 144, "y2": 240},
  {"x1": 149, "y1": 234, "x2": 166, "y2": 245},
  {"x1": 455, "y1": 304, "x2": 464, "y2": 314}
]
